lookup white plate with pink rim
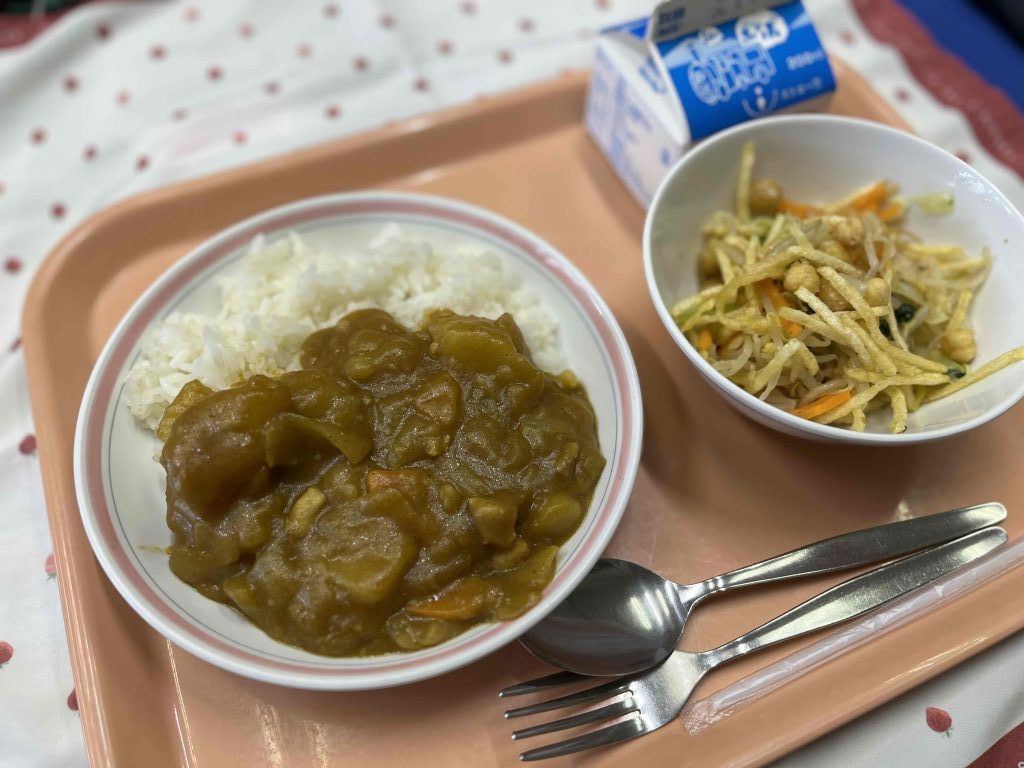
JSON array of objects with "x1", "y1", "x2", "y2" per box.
[{"x1": 73, "y1": 191, "x2": 643, "y2": 690}]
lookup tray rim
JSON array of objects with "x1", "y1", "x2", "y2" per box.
[{"x1": 22, "y1": 69, "x2": 1024, "y2": 768}]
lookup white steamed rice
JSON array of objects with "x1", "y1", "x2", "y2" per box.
[{"x1": 125, "y1": 224, "x2": 564, "y2": 430}]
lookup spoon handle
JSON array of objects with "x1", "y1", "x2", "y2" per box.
[
  {"x1": 704, "y1": 527, "x2": 1006, "y2": 668},
  {"x1": 697, "y1": 502, "x2": 1004, "y2": 596}
]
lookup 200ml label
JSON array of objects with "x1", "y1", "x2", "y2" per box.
[{"x1": 654, "y1": 0, "x2": 834, "y2": 140}]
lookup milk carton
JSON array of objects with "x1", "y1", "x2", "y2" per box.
[{"x1": 585, "y1": 0, "x2": 835, "y2": 207}]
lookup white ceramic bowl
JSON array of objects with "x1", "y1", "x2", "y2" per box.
[
  {"x1": 644, "y1": 115, "x2": 1024, "y2": 444},
  {"x1": 75, "y1": 192, "x2": 642, "y2": 689}
]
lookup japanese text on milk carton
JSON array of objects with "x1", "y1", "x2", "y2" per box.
[{"x1": 585, "y1": 0, "x2": 835, "y2": 207}]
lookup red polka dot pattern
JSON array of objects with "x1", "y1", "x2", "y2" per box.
[
  {"x1": 4, "y1": 258, "x2": 22, "y2": 275},
  {"x1": 19, "y1": 434, "x2": 37, "y2": 455}
]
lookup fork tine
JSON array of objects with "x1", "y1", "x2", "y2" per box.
[
  {"x1": 499, "y1": 670, "x2": 589, "y2": 698},
  {"x1": 519, "y1": 716, "x2": 648, "y2": 761},
  {"x1": 504, "y1": 678, "x2": 631, "y2": 719},
  {"x1": 511, "y1": 697, "x2": 638, "y2": 741}
]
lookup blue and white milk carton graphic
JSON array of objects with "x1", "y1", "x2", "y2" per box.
[{"x1": 585, "y1": 0, "x2": 835, "y2": 206}]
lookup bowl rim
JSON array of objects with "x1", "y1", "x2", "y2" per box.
[
  {"x1": 73, "y1": 190, "x2": 643, "y2": 689},
  {"x1": 643, "y1": 113, "x2": 1024, "y2": 445}
]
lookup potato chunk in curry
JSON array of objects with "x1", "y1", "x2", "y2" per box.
[{"x1": 160, "y1": 309, "x2": 604, "y2": 656}]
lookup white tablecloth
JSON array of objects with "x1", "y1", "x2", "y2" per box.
[{"x1": 1, "y1": 2, "x2": 1021, "y2": 765}]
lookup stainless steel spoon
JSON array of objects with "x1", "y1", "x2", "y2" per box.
[
  {"x1": 521, "y1": 502, "x2": 1005, "y2": 676},
  {"x1": 503, "y1": 526, "x2": 1008, "y2": 761}
]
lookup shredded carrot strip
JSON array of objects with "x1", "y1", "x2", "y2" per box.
[
  {"x1": 778, "y1": 199, "x2": 821, "y2": 218},
  {"x1": 757, "y1": 279, "x2": 802, "y2": 337},
  {"x1": 790, "y1": 390, "x2": 853, "y2": 420},
  {"x1": 850, "y1": 182, "x2": 889, "y2": 212},
  {"x1": 696, "y1": 327, "x2": 713, "y2": 352},
  {"x1": 877, "y1": 201, "x2": 904, "y2": 221}
]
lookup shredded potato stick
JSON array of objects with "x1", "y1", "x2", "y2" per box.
[
  {"x1": 672, "y1": 142, "x2": 1024, "y2": 433},
  {"x1": 671, "y1": 286, "x2": 721, "y2": 320},
  {"x1": 679, "y1": 299, "x2": 716, "y2": 331},
  {"x1": 887, "y1": 387, "x2": 908, "y2": 433},
  {"x1": 836, "y1": 307, "x2": 890, "y2": 318},
  {"x1": 794, "y1": 288, "x2": 872, "y2": 365},
  {"x1": 819, "y1": 267, "x2": 948, "y2": 374},
  {"x1": 799, "y1": 248, "x2": 862, "y2": 276},
  {"x1": 885, "y1": 303, "x2": 910, "y2": 351},
  {"x1": 940, "y1": 258, "x2": 988, "y2": 275},
  {"x1": 816, "y1": 379, "x2": 896, "y2": 425},
  {"x1": 749, "y1": 338, "x2": 803, "y2": 393},
  {"x1": 906, "y1": 243, "x2": 964, "y2": 260},
  {"x1": 924, "y1": 348, "x2": 1024, "y2": 402},
  {"x1": 851, "y1": 408, "x2": 867, "y2": 431},
  {"x1": 889, "y1": 345, "x2": 949, "y2": 374},
  {"x1": 846, "y1": 368, "x2": 949, "y2": 386},
  {"x1": 795, "y1": 341, "x2": 820, "y2": 376},
  {"x1": 841, "y1": 317, "x2": 898, "y2": 376},
  {"x1": 715, "y1": 246, "x2": 736, "y2": 284},
  {"x1": 708, "y1": 315, "x2": 772, "y2": 333},
  {"x1": 946, "y1": 289, "x2": 972, "y2": 332}
]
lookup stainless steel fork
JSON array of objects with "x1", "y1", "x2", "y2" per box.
[{"x1": 501, "y1": 527, "x2": 1006, "y2": 761}]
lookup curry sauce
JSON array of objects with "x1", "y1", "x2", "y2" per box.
[{"x1": 159, "y1": 309, "x2": 604, "y2": 656}]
